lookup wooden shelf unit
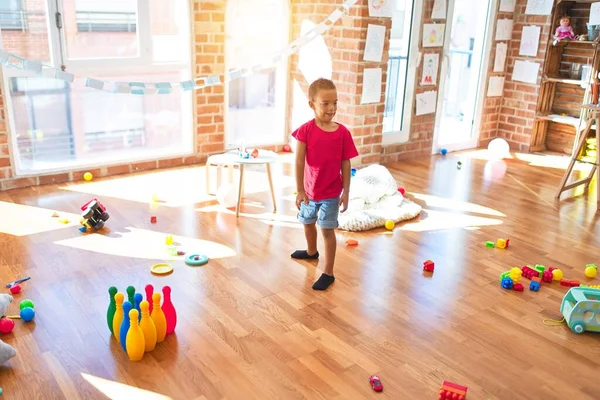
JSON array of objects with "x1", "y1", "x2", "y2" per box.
[{"x1": 530, "y1": 1, "x2": 600, "y2": 154}]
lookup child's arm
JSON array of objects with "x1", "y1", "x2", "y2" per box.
[
  {"x1": 295, "y1": 141, "x2": 309, "y2": 209},
  {"x1": 340, "y1": 159, "x2": 351, "y2": 212}
]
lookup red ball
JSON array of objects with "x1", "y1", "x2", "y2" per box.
[
  {"x1": 282, "y1": 144, "x2": 291, "y2": 152},
  {"x1": 0, "y1": 317, "x2": 15, "y2": 334},
  {"x1": 398, "y1": 187, "x2": 406, "y2": 195},
  {"x1": 9, "y1": 284, "x2": 21, "y2": 294}
]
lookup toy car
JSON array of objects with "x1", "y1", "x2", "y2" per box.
[
  {"x1": 369, "y1": 375, "x2": 383, "y2": 392},
  {"x1": 80, "y1": 198, "x2": 109, "y2": 231},
  {"x1": 560, "y1": 287, "x2": 600, "y2": 334}
]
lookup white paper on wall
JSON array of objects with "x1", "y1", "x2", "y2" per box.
[
  {"x1": 421, "y1": 53, "x2": 439, "y2": 85},
  {"x1": 422, "y1": 24, "x2": 445, "y2": 47},
  {"x1": 494, "y1": 43, "x2": 507, "y2": 72},
  {"x1": 432, "y1": 0, "x2": 447, "y2": 19},
  {"x1": 519, "y1": 26, "x2": 541, "y2": 57},
  {"x1": 525, "y1": 0, "x2": 553, "y2": 16},
  {"x1": 590, "y1": 2, "x2": 600, "y2": 26},
  {"x1": 363, "y1": 24, "x2": 386, "y2": 62},
  {"x1": 416, "y1": 91, "x2": 437, "y2": 116},
  {"x1": 496, "y1": 19, "x2": 513, "y2": 41},
  {"x1": 487, "y1": 76, "x2": 505, "y2": 97},
  {"x1": 361, "y1": 67, "x2": 382, "y2": 104},
  {"x1": 368, "y1": 0, "x2": 395, "y2": 18},
  {"x1": 499, "y1": 0, "x2": 516, "y2": 12},
  {"x1": 513, "y1": 60, "x2": 540, "y2": 84}
]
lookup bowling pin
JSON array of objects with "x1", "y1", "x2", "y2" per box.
[
  {"x1": 107, "y1": 286, "x2": 117, "y2": 334},
  {"x1": 112, "y1": 293, "x2": 125, "y2": 342},
  {"x1": 151, "y1": 292, "x2": 167, "y2": 342},
  {"x1": 139, "y1": 300, "x2": 157, "y2": 352},
  {"x1": 126, "y1": 309, "x2": 145, "y2": 361},
  {"x1": 119, "y1": 301, "x2": 132, "y2": 352},
  {"x1": 126, "y1": 286, "x2": 136, "y2": 308},
  {"x1": 145, "y1": 284, "x2": 154, "y2": 314},
  {"x1": 162, "y1": 286, "x2": 177, "y2": 335},
  {"x1": 134, "y1": 293, "x2": 143, "y2": 321}
]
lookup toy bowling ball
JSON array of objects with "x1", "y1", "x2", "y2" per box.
[
  {"x1": 585, "y1": 264, "x2": 598, "y2": 278},
  {"x1": 0, "y1": 317, "x2": 14, "y2": 334},
  {"x1": 9, "y1": 284, "x2": 21, "y2": 294},
  {"x1": 384, "y1": 220, "x2": 395, "y2": 230},
  {"x1": 83, "y1": 172, "x2": 93, "y2": 181},
  {"x1": 20, "y1": 307, "x2": 35, "y2": 322},
  {"x1": 19, "y1": 299, "x2": 34, "y2": 310}
]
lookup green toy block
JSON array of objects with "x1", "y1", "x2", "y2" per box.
[
  {"x1": 534, "y1": 264, "x2": 545, "y2": 276},
  {"x1": 486, "y1": 241, "x2": 495, "y2": 248},
  {"x1": 499, "y1": 271, "x2": 511, "y2": 282}
]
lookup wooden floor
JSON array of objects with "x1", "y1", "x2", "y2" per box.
[{"x1": 0, "y1": 149, "x2": 599, "y2": 400}]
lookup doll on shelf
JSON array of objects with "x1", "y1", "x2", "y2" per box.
[{"x1": 553, "y1": 15, "x2": 578, "y2": 46}]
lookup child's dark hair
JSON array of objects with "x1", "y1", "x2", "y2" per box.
[{"x1": 308, "y1": 78, "x2": 336, "y2": 101}]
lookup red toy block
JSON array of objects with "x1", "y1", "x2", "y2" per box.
[
  {"x1": 542, "y1": 270, "x2": 553, "y2": 283},
  {"x1": 521, "y1": 266, "x2": 540, "y2": 279},
  {"x1": 560, "y1": 279, "x2": 580, "y2": 287},
  {"x1": 439, "y1": 381, "x2": 467, "y2": 400},
  {"x1": 423, "y1": 260, "x2": 435, "y2": 272},
  {"x1": 150, "y1": 216, "x2": 157, "y2": 223},
  {"x1": 398, "y1": 187, "x2": 406, "y2": 195},
  {"x1": 513, "y1": 283, "x2": 524, "y2": 291}
]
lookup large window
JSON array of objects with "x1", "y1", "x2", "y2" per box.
[
  {"x1": 1, "y1": 0, "x2": 193, "y2": 174},
  {"x1": 225, "y1": 0, "x2": 289, "y2": 148},
  {"x1": 383, "y1": 0, "x2": 418, "y2": 140},
  {"x1": 0, "y1": 0, "x2": 25, "y2": 30}
]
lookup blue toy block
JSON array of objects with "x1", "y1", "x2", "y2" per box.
[
  {"x1": 530, "y1": 280, "x2": 540, "y2": 291},
  {"x1": 501, "y1": 277, "x2": 513, "y2": 289},
  {"x1": 79, "y1": 226, "x2": 87, "y2": 233}
]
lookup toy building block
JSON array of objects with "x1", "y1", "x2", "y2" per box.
[
  {"x1": 534, "y1": 264, "x2": 546, "y2": 277},
  {"x1": 521, "y1": 266, "x2": 540, "y2": 279},
  {"x1": 560, "y1": 279, "x2": 580, "y2": 287},
  {"x1": 165, "y1": 235, "x2": 173, "y2": 245},
  {"x1": 501, "y1": 277, "x2": 513, "y2": 290},
  {"x1": 499, "y1": 271, "x2": 511, "y2": 283},
  {"x1": 439, "y1": 380, "x2": 468, "y2": 400},
  {"x1": 529, "y1": 276, "x2": 541, "y2": 292},
  {"x1": 513, "y1": 283, "x2": 524, "y2": 291},
  {"x1": 150, "y1": 216, "x2": 157, "y2": 223},
  {"x1": 485, "y1": 241, "x2": 495, "y2": 248},
  {"x1": 509, "y1": 267, "x2": 522, "y2": 283},
  {"x1": 496, "y1": 238, "x2": 508, "y2": 249},
  {"x1": 542, "y1": 270, "x2": 553, "y2": 283},
  {"x1": 423, "y1": 260, "x2": 435, "y2": 272}
]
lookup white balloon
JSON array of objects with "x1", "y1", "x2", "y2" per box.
[
  {"x1": 216, "y1": 184, "x2": 238, "y2": 208},
  {"x1": 487, "y1": 138, "x2": 510, "y2": 159}
]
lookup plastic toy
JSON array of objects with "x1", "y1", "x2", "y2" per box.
[
  {"x1": 282, "y1": 144, "x2": 291, "y2": 152},
  {"x1": 513, "y1": 283, "x2": 524, "y2": 291},
  {"x1": 530, "y1": 276, "x2": 541, "y2": 291},
  {"x1": 177, "y1": 250, "x2": 186, "y2": 256},
  {"x1": 509, "y1": 267, "x2": 522, "y2": 283},
  {"x1": 552, "y1": 269, "x2": 564, "y2": 281},
  {"x1": 534, "y1": 264, "x2": 546, "y2": 277},
  {"x1": 457, "y1": 161, "x2": 462, "y2": 169},
  {"x1": 80, "y1": 198, "x2": 110, "y2": 231},
  {"x1": 423, "y1": 260, "x2": 435, "y2": 272},
  {"x1": 83, "y1": 172, "x2": 93, "y2": 181},
  {"x1": 496, "y1": 238, "x2": 509, "y2": 249},
  {"x1": 19, "y1": 307, "x2": 35, "y2": 322},
  {"x1": 165, "y1": 235, "x2": 173, "y2": 245},
  {"x1": 5, "y1": 277, "x2": 29, "y2": 289},
  {"x1": 521, "y1": 266, "x2": 539, "y2": 279},
  {"x1": 501, "y1": 277, "x2": 513, "y2": 289},
  {"x1": 398, "y1": 187, "x2": 406, "y2": 195},
  {"x1": 185, "y1": 254, "x2": 209, "y2": 266},
  {"x1": 485, "y1": 241, "x2": 494, "y2": 248},
  {"x1": 585, "y1": 264, "x2": 598, "y2": 278},
  {"x1": 345, "y1": 239, "x2": 358, "y2": 246},
  {"x1": 560, "y1": 287, "x2": 600, "y2": 333},
  {"x1": 351, "y1": 168, "x2": 356, "y2": 177},
  {"x1": 542, "y1": 270, "x2": 553, "y2": 283},
  {"x1": 440, "y1": 148, "x2": 447, "y2": 155},
  {"x1": 369, "y1": 375, "x2": 383, "y2": 392},
  {"x1": 150, "y1": 216, "x2": 157, "y2": 223},
  {"x1": 384, "y1": 220, "x2": 394, "y2": 230},
  {"x1": 8, "y1": 284, "x2": 21, "y2": 294},
  {"x1": 439, "y1": 380, "x2": 467, "y2": 400},
  {"x1": 560, "y1": 279, "x2": 580, "y2": 287},
  {"x1": 0, "y1": 317, "x2": 14, "y2": 334},
  {"x1": 151, "y1": 264, "x2": 173, "y2": 275}
]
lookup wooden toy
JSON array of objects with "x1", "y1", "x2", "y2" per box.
[
  {"x1": 439, "y1": 380, "x2": 468, "y2": 400},
  {"x1": 139, "y1": 301, "x2": 157, "y2": 352},
  {"x1": 112, "y1": 293, "x2": 125, "y2": 342},
  {"x1": 126, "y1": 309, "x2": 145, "y2": 361},
  {"x1": 560, "y1": 287, "x2": 600, "y2": 334},
  {"x1": 151, "y1": 292, "x2": 167, "y2": 343},
  {"x1": 423, "y1": 260, "x2": 435, "y2": 272},
  {"x1": 162, "y1": 286, "x2": 177, "y2": 335}
]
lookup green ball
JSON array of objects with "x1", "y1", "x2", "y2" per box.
[{"x1": 20, "y1": 299, "x2": 34, "y2": 310}]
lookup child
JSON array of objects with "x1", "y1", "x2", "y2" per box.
[{"x1": 290, "y1": 78, "x2": 359, "y2": 290}]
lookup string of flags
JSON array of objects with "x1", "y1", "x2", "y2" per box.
[{"x1": 0, "y1": 0, "x2": 359, "y2": 96}]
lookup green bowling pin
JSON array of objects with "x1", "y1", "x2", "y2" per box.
[
  {"x1": 126, "y1": 286, "x2": 136, "y2": 309},
  {"x1": 107, "y1": 286, "x2": 118, "y2": 335}
]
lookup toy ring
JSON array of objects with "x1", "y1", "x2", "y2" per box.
[
  {"x1": 185, "y1": 254, "x2": 209, "y2": 266},
  {"x1": 151, "y1": 263, "x2": 173, "y2": 275}
]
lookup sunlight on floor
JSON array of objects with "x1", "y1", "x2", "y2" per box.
[
  {"x1": 54, "y1": 227, "x2": 236, "y2": 260},
  {"x1": 458, "y1": 148, "x2": 515, "y2": 161},
  {"x1": 409, "y1": 193, "x2": 506, "y2": 217},
  {"x1": 0, "y1": 201, "x2": 82, "y2": 236},
  {"x1": 197, "y1": 203, "x2": 303, "y2": 229},
  {"x1": 514, "y1": 152, "x2": 593, "y2": 171},
  {"x1": 81, "y1": 373, "x2": 172, "y2": 400},
  {"x1": 398, "y1": 208, "x2": 503, "y2": 232}
]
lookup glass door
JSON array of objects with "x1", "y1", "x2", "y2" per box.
[{"x1": 432, "y1": 0, "x2": 495, "y2": 153}]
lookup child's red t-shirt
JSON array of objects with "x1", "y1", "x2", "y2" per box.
[{"x1": 292, "y1": 119, "x2": 359, "y2": 201}]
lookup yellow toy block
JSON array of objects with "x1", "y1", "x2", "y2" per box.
[{"x1": 496, "y1": 238, "x2": 507, "y2": 249}]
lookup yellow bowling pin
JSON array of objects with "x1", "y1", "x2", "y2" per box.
[
  {"x1": 139, "y1": 300, "x2": 157, "y2": 352},
  {"x1": 151, "y1": 292, "x2": 167, "y2": 342},
  {"x1": 126, "y1": 309, "x2": 145, "y2": 361},
  {"x1": 112, "y1": 293, "x2": 125, "y2": 342}
]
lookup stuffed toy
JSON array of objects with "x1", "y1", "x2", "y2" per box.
[{"x1": 0, "y1": 294, "x2": 17, "y2": 364}]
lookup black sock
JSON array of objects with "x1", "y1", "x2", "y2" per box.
[
  {"x1": 291, "y1": 250, "x2": 319, "y2": 259},
  {"x1": 312, "y1": 273, "x2": 335, "y2": 290}
]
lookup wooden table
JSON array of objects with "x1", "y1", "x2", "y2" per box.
[{"x1": 205, "y1": 149, "x2": 278, "y2": 217}]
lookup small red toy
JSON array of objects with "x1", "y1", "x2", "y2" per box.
[
  {"x1": 542, "y1": 270, "x2": 553, "y2": 283},
  {"x1": 560, "y1": 279, "x2": 580, "y2": 287},
  {"x1": 0, "y1": 317, "x2": 15, "y2": 334},
  {"x1": 282, "y1": 144, "x2": 291, "y2": 152},
  {"x1": 439, "y1": 380, "x2": 467, "y2": 400},
  {"x1": 521, "y1": 266, "x2": 539, "y2": 279},
  {"x1": 513, "y1": 283, "x2": 524, "y2": 291},
  {"x1": 398, "y1": 187, "x2": 406, "y2": 195},
  {"x1": 369, "y1": 375, "x2": 383, "y2": 392},
  {"x1": 9, "y1": 284, "x2": 21, "y2": 294},
  {"x1": 423, "y1": 260, "x2": 435, "y2": 272},
  {"x1": 150, "y1": 216, "x2": 157, "y2": 223}
]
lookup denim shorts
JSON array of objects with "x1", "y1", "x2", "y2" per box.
[{"x1": 297, "y1": 197, "x2": 340, "y2": 229}]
